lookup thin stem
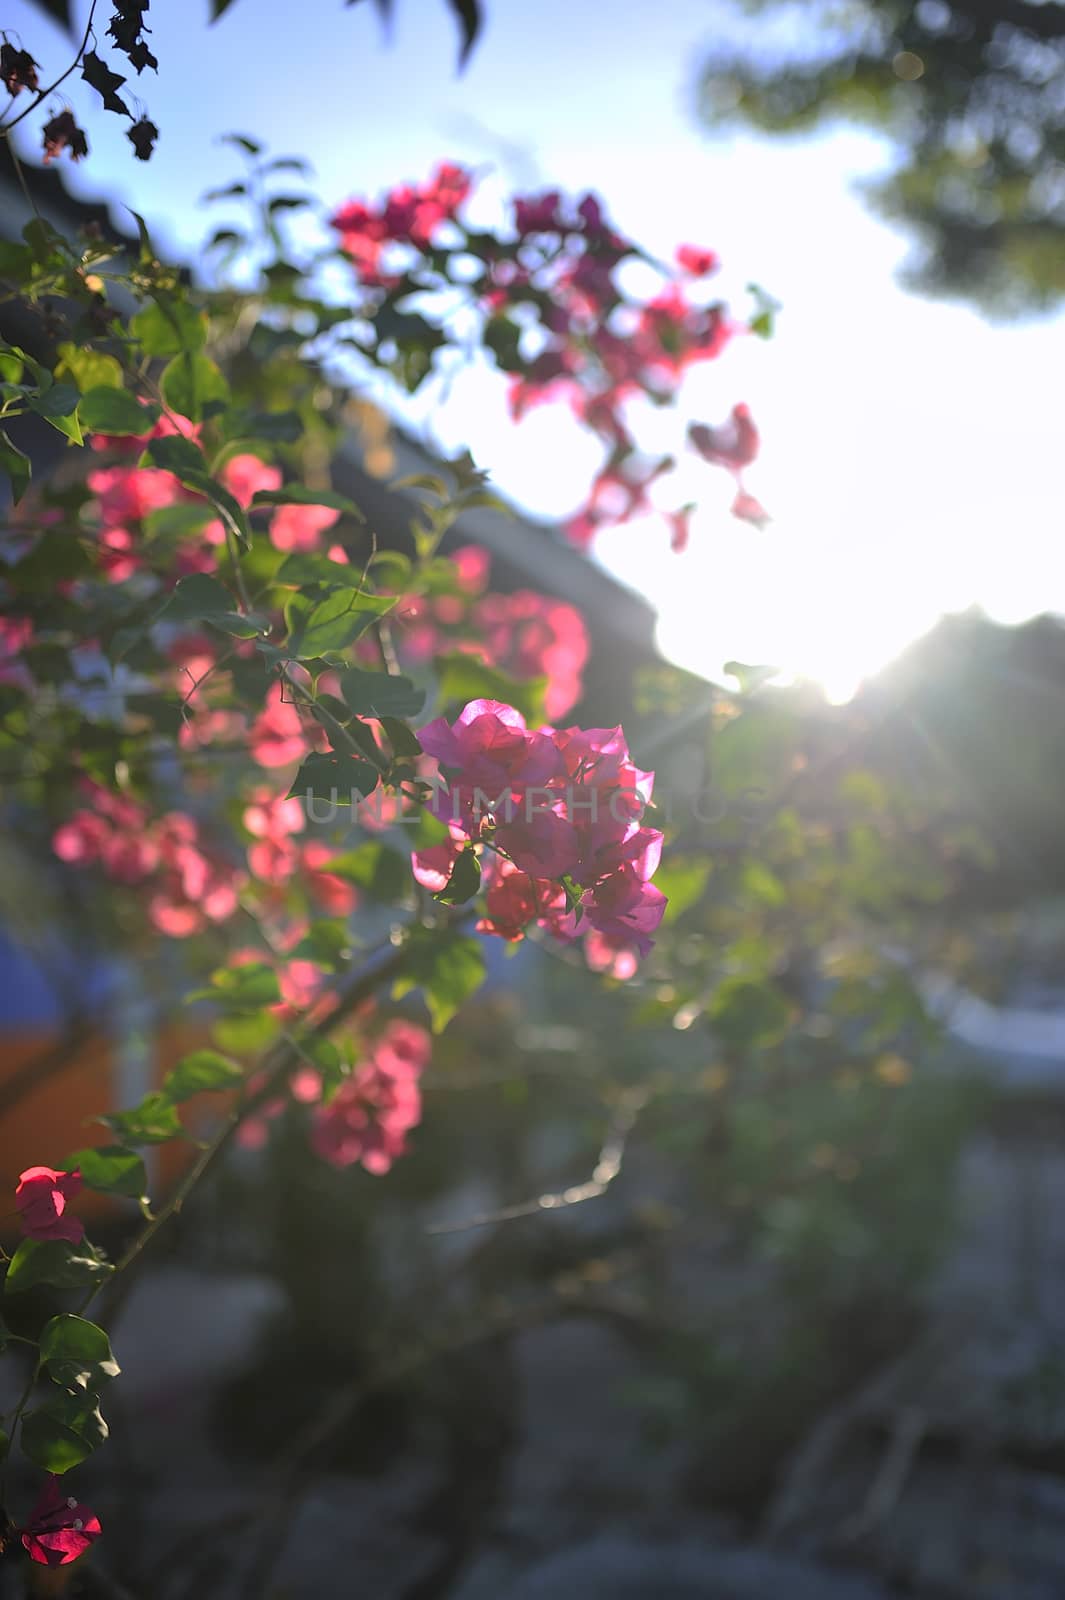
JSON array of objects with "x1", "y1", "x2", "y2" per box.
[
  {"x1": 87, "y1": 936, "x2": 422, "y2": 1331},
  {"x1": 0, "y1": 0, "x2": 99, "y2": 134},
  {"x1": 6, "y1": 140, "x2": 40, "y2": 221},
  {"x1": 0, "y1": 1357, "x2": 40, "y2": 1502}
]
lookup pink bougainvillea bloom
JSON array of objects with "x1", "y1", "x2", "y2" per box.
[
  {"x1": 583, "y1": 931, "x2": 640, "y2": 981},
  {"x1": 666, "y1": 506, "x2": 693, "y2": 554},
  {"x1": 418, "y1": 700, "x2": 561, "y2": 831},
  {"x1": 220, "y1": 453, "x2": 282, "y2": 509},
  {"x1": 582, "y1": 868, "x2": 668, "y2": 958},
  {"x1": 451, "y1": 544, "x2": 490, "y2": 595},
  {"x1": 410, "y1": 839, "x2": 464, "y2": 895},
  {"x1": 301, "y1": 840, "x2": 358, "y2": 914},
  {"x1": 0, "y1": 615, "x2": 33, "y2": 689},
  {"x1": 269, "y1": 502, "x2": 341, "y2": 553},
  {"x1": 16, "y1": 1167, "x2": 84, "y2": 1244},
  {"x1": 688, "y1": 403, "x2": 760, "y2": 473},
  {"x1": 376, "y1": 1018, "x2": 432, "y2": 1072},
  {"x1": 513, "y1": 190, "x2": 565, "y2": 236},
  {"x1": 731, "y1": 488, "x2": 771, "y2": 528},
  {"x1": 250, "y1": 683, "x2": 311, "y2": 769},
  {"x1": 495, "y1": 806, "x2": 579, "y2": 881},
  {"x1": 21, "y1": 1477, "x2": 101, "y2": 1568},
  {"x1": 53, "y1": 812, "x2": 110, "y2": 867},
  {"x1": 675, "y1": 244, "x2": 719, "y2": 276}
]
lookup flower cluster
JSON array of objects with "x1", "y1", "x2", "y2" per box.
[
  {"x1": 87, "y1": 427, "x2": 341, "y2": 583},
  {"x1": 310, "y1": 1018, "x2": 431, "y2": 1173},
  {"x1": 377, "y1": 545, "x2": 589, "y2": 720},
  {"x1": 415, "y1": 700, "x2": 667, "y2": 975},
  {"x1": 52, "y1": 780, "x2": 242, "y2": 937},
  {"x1": 239, "y1": 1018, "x2": 431, "y2": 1175},
  {"x1": 330, "y1": 161, "x2": 471, "y2": 286},
  {"x1": 329, "y1": 166, "x2": 766, "y2": 552}
]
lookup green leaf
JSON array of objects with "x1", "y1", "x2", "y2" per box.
[
  {"x1": 103, "y1": 1092, "x2": 184, "y2": 1145},
  {"x1": 340, "y1": 668, "x2": 425, "y2": 719},
  {"x1": 67, "y1": 1145, "x2": 147, "y2": 1198},
  {"x1": 191, "y1": 962, "x2": 281, "y2": 1011},
  {"x1": 158, "y1": 572, "x2": 236, "y2": 624},
  {"x1": 291, "y1": 918, "x2": 351, "y2": 969},
  {"x1": 55, "y1": 343, "x2": 124, "y2": 392},
  {"x1": 164, "y1": 1049, "x2": 244, "y2": 1101},
  {"x1": 436, "y1": 652, "x2": 547, "y2": 725},
  {"x1": 169, "y1": 466, "x2": 251, "y2": 550},
  {"x1": 220, "y1": 132, "x2": 261, "y2": 153},
  {"x1": 212, "y1": 1010, "x2": 279, "y2": 1054},
  {"x1": 393, "y1": 930, "x2": 486, "y2": 1031},
  {"x1": 22, "y1": 1393, "x2": 108, "y2": 1474},
  {"x1": 435, "y1": 846, "x2": 481, "y2": 906},
  {"x1": 161, "y1": 353, "x2": 230, "y2": 422},
  {"x1": 288, "y1": 751, "x2": 379, "y2": 803},
  {"x1": 81, "y1": 385, "x2": 158, "y2": 435},
  {"x1": 252, "y1": 484, "x2": 363, "y2": 519},
  {"x1": 221, "y1": 408, "x2": 302, "y2": 443},
  {"x1": 209, "y1": 609, "x2": 272, "y2": 638},
  {"x1": 130, "y1": 300, "x2": 208, "y2": 357},
  {"x1": 652, "y1": 859, "x2": 710, "y2": 920},
  {"x1": 143, "y1": 433, "x2": 208, "y2": 476},
  {"x1": 39, "y1": 1314, "x2": 120, "y2": 1393},
  {"x1": 29, "y1": 380, "x2": 82, "y2": 444},
  {"x1": 143, "y1": 502, "x2": 217, "y2": 541},
  {"x1": 381, "y1": 716, "x2": 423, "y2": 758},
  {"x1": 321, "y1": 843, "x2": 412, "y2": 902},
  {"x1": 5, "y1": 1239, "x2": 114, "y2": 1296},
  {"x1": 274, "y1": 553, "x2": 369, "y2": 589},
  {"x1": 0, "y1": 429, "x2": 31, "y2": 503},
  {"x1": 290, "y1": 590, "x2": 393, "y2": 660}
]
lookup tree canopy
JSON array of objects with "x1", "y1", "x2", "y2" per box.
[{"x1": 698, "y1": 0, "x2": 1065, "y2": 314}]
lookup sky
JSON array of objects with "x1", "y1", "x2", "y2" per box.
[{"x1": 7, "y1": 0, "x2": 1065, "y2": 700}]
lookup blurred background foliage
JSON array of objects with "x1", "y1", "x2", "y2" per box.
[{"x1": 698, "y1": 0, "x2": 1065, "y2": 312}]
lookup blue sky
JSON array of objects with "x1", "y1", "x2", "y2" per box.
[{"x1": 8, "y1": 0, "x2": 1065, "y2": 698}]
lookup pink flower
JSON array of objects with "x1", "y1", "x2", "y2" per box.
[
  {"x1": 15, "y1": 1167, "x2": 84, "y2": 1244},
  {"x1": 411, "y1": 838, "x2": 464, "y2": 895},
  {"x1": 581, "y1": 867, "x2": 667, "y2": 957},
  {"x1": 0, "y1": 615, "x2": 33, "y2": 688},
  {"x1": 452, "y1": 544, "x2": 490, "y2": 595},
  {"x1": 666, "y1": 506, "x2": 693, "y2": 554},
  {"x1": 513, "y1": 190, "x2": 565, "y2": 236},
  {"x1": 250, "y1": 683, "x2": 311, "y2": 769},
  {"x1": 688, "y1": 404, "x2": 759, "y2": 473},
  {"x1": 310, "y1": 1022, "x2": 429, "y2": 1174},
  {"x1": 301, "y1": 840, "x2": 358, "y2": 914},
  {"x1": 221, "y1": 453, "x2": 282, "y2": 509},
  {"x1": 269, "y1": 502, "x2": 341, "y2": 553},
  {"x1": 495, "y1": 806, "x2": 579, "y2": 880},
  {"x1": 731, "y1": 488, "x2": 770, "y2": 528},
  {"x1": 418, "y1": 700, "x2": 562, "y2": 832},
  {"x1": 477, "y1": 857, "x2": 566, "y2": 942},
  {"x1": 21, "y1": 1477, "x2": 101, "y2": 1568},
  {"x1": 53, "y1": 812, "x2": 110, "y2": 867},
  {"x1": 584, "y1": 931, "x2": 639, "y2": 980},
  {"x1": 675, "y1": 244, "x2": 719, "y2": 276}
]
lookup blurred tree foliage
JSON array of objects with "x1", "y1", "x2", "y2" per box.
[{"x1": 698, "y1": 0, "x2": 1065, "y2": 314}]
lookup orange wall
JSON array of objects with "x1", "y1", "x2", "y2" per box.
[{"x1": 0, "y1": 1024, "x2": 218, "y2": 1230}]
